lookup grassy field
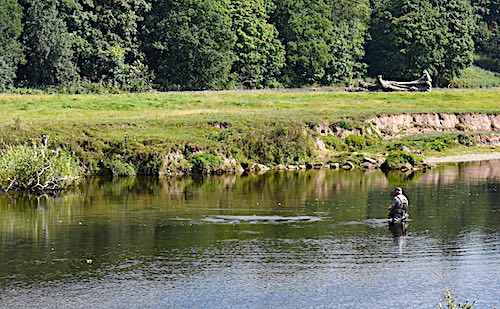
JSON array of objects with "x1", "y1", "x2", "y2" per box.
[
  {"x1": 0, "y1": 89, "x2": 499, "y2": 176},
  {"x1": 1, "y1": 89, "x2": 499, "y2": 143}
]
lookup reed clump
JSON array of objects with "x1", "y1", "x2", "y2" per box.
[{"x1": 0, "y1": 144, "x2": 81, "y2": 192}]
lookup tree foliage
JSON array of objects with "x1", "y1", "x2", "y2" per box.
[
  {"x1": 18, "y1": 0, "x2": 77, "y2": 86},
  {"x1": 144, "y1": 0, "x2": 236, "y2": 90},
  {"x1": 325, "y1": 0, "x2": 371, "y2": 85},
  {"x1": 472, "y1": 0, "x2": 500, "y2": 63},
  {"x1": 229, "y1": 0, "x2": 285, "y2": 88},
  {"x1": 271, "y1": 0, "x2": 370, "y2": 87},
  {"x1": 367, "y1": 0, "x2": 475, "y2": 86},
  {"x1": 271, "y1": 0, "x2": 334, "y2": 86},
  {"x1": 0, "y1": 0, "x2": 489, "y2": 91},
  {"x1": 0, "y1": 0, "x2": 23, "y2": 90},
  {"x1": 59, "y1": 0, "x2": 152, "y2": 89}
]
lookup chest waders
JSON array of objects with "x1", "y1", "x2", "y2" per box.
[{"x1": 396, "y1": 196, "x2": 408, "y2": 215}]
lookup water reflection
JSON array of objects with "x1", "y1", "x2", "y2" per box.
[
  {"x1": 0, "y1": 161, "x2": 498, "y2": 308},
  {"x1": 389, "y1": 221, "x2": 408, "y2": 238}
]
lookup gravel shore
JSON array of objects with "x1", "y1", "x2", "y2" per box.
[{"x1": 425, "y1": 152, "x2": 500, "y2": 163}]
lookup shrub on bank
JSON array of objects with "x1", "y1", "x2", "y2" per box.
[
  {"x1": 105, "y1": 158, "x2": 137, "y2": 177},
  {"x1": 0, "y1": 144, "x2": 81, "y2": 192},
  {"x1": 191, "y1": 154, "x2": 223, "y2": 174},
  {"x1": 457, "y1": 134, "x2": 477, "y2": 147},
  {"x1": 345, "y1": 134, "x2": 367, "y2": 151},
  {"x1": 428, "y1": 136, "x2": 457, "y2": 152},
  {"x1": 383, "y1": 151, "x2": 423, "y2": 170},
  {"x1": 321, "y1": 135, "x2": 348, "y2": 151},
  {"x1": 388, "y1": 135, "x2": 458, "y2": 153},
  {"x1": 234, "y1": 125, "x2": 315, "y2": 165},
  {"x1": 336, "y1": 120, "x2": 354, "y2": 130}
]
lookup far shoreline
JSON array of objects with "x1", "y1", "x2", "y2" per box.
[{"x1": 425, "y1": 152, "x2": 500, "y2": 164}]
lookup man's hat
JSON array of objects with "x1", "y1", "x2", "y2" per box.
[{"x1": 395, "y1": 187, "x2": 403, "y2": 193}]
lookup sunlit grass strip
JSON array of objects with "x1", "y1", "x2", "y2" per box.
[
  {"x1": 0, "y1": 89, "x2": 499, "y2": 145},
  {"x1": 0, "y1": 144, "x2": 81, "y2": 192}
]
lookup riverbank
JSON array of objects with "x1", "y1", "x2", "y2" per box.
[
  {"x1": 426, "y1": 152, "x2": 500, "y2": 163},
  {"x1": 0, "y1": 89, "x2": 499, "y2": 186}
]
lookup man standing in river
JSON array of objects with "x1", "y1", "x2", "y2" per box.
[{"x1": 388, "y1": 187, "x2": 409, "y2": 222}]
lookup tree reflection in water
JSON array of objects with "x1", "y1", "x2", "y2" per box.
[{"x1": 0, "y1": 160, "x2": 498, "y2": 308}]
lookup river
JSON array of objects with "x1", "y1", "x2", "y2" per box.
[{"x1": 0, "y1": 161, "x2": 498, "y2": 308}]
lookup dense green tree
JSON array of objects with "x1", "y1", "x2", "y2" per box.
[
  {"x1": 438, "y1": 0, "x2": 476, "y2": 83},
  {"x1": 475, "y1": 0, "x2": 499, "y2": 26},
  {"x1": 271, "y1": 0, "x2": 334, "y2": 86},
  {"x1": 367, "y1": 0, "x2": 475, "y2": 86},
  {"x1": 472, "y1": 0, "x2": 499, "y2": 63},
  {"x1": 60, "y1": 0, "x2": 152, "y2": 89},
  {"x1": 485, "y1": 29, "x2": 500, "y2": 61},
  {"x1": 144, "y1": 0, "x2": 236, "y2": 90},
  {"x1": 229, "y1": 0, "x2": 285, "y2": 88},
  {"x1": 0, "y1": 0, "x2": 489, "y2": 91},
  {"x1": 271, "y1": 0, "x2": 370, "y2": 86},
  {"x1": 0, "y1": 0, "x2": 23, "y2": 90},
  {"x1": 325, "y1": 0, "x2": 371, "y2": 85},
  {"x1": 18, "y1": 0, "x2": 77, "y2": 86}
]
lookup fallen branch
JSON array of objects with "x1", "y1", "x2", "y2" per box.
[{"x1": 4, "y1": 178, "x2": 17, "y2": 192}]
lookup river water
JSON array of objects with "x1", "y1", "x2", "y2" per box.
[{"x1": 0, "y1": 161, "x2": 498, "y2": 308}]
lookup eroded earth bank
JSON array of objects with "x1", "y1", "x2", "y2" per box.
[{"x1": 160, "y1": 113, "x2": 500, "y2": 176}]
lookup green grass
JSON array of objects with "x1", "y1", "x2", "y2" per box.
[
  {"x1": 1, "y1": 89, "x2": 499, "y2": 143},
  {"x1": 0, "y1": 89, "x2": 499, "y2": 175},
  {"x1": 450, "y1": 66, "x2": 500, "y2": 88}
]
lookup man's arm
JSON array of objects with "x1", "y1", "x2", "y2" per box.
[{"x1": 388, "y1": 197, "x2": 400, "y2": 215}]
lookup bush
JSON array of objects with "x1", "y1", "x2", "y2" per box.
[
  {"x1": 134, "y1": 146, "x2": 164, "y2": 176},
  {"x1": 105, "y1": 158, "x2": 137, "y2": 178},
  {"x1": 321, "y1": 135, "x2": 348, "y2": 151},
  {"x1": 0, "y1": 144, "x2": 81, "y2": 191},
  {"x1": 234, "y1": 125, "x2": 315, "y2": 165},
  {"x1": 388, "y1": 135, "x2": 458, "y2": 153},
  {"x1": 345, "y1": 134, "x2": 367, "y2": 151},
  {"x1": 336, "y1": 120, "x2": 354, "y2": 130},
  {"x1": 457, "y1": 134, "x2": 477, "y2": 147},
  {"x1": 428, "y1": 136, "x2": 457, "y2": 152},
  {"x1": 191, "y1": 153, "x2": 223, "y2": 174},
  {"x1": 332, "y1": 153, "x2": 365, "y2": 166},
  {"x1": 383, "y1": 151, "x2": 423, "y2": 170}
]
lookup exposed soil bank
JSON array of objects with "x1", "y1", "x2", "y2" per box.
[
  {"x1": 159, "y1": 113, "x2": 500, "y2": 176},
  {"x1": 425, "y1": 152, "x2": 500, "y2": 163},
  {"x1": 368, "y1": 113, "x2": 500, "y2": 138},
  {"x1": 313, "y1": 113, "x2": 500, "y2": 144}
]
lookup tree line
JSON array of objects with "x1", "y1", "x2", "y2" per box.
[{"x1": 0, "y1": 0, "x2": 498, "y2": 91}]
